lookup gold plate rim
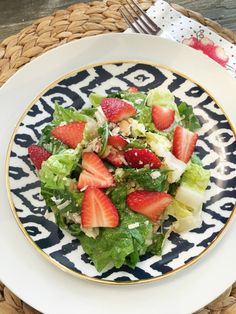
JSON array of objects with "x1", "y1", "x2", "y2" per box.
[{"x1": 5, "y1": 60, "x2": 236, "y2": 285}]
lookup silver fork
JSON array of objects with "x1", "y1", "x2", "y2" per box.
[{"x1": 120, "y1": 0, "x2": 161, "y2": 35}]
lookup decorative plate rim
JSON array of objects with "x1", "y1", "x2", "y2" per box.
[{"x1": 6, "y1": 59, "x2": 236, "y2": 285}]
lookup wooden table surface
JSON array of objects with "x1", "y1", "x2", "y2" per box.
[{"x1": 0, "y1": 0, "x2": 235, "y2": 42}]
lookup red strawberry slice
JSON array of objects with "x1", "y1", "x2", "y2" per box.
[
  {"x1": 172, "y1": 125, "x2": 198, "y2": 163},
  {"x1": 106, "y1": 150, "x2": 125, "y2": 167},
  {"x1": 51, "y1": 121, "x2": 86, "y2": 149},
  {"x1": 101, "y1": 98, "x2": 136, "y2": 123},
  {"x1": 28, "y1": 144, "x2": 51, "y2": 170},
  {"x1": 124, "y1": 148, "x2": 161, "y2": 169},
  {"x1": 81, "y1": 187, "x2": 119, "y2": 228},
  {"x1": 78, "y1": 152, "x2": 114, "y2": 189},
  {"x1": 152, "y1": 105, "x2": 175, "y2": 130},
  {"x1": 127, "y1": 191, "x2": 172, "y2": 221},
  {"x1": 128, "y1": 86, "x2": 139, "y2": 93},
  {"x1": 108, "y1": 135, "x2": 128, "y2": 150},
  {"x1": 78, "y1": 170, "x2": 113, "y2": 189}
]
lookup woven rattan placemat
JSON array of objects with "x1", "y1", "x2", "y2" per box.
[{"x1": 0, "y1": 1, "x2": 235, "y2": 313}]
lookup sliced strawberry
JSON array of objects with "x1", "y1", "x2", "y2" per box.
[
  {"x1": 101, "y1": 98, "x2": 136, "y2": 123},
  {"x1": 78, "y1": 170, "x2": 113, "y2": 189},
  {"x1": 51, "y1": 121, "x2": 86, "y2": 149},
  {"x1": 78, "y1": 152, "x2": 114, "y2": 189},
  {"x1": 81, "y1": 187, "x2": 119, "y2": 228},
  {"x1": 28, "y1": 144, "x2": 51, "y2": 170},
  {"x1": 106, "y1": 150, "x2": 125, "y2": 167},
  {"x1": 124, "y1": 148, "x2": 161, "y2": 169},
  {"x1": 108, "y1": 135, "x2": 128, "y2": 150},
  {"x1": 128, "y1": 86, "x2": 139, "y2": 93},
  {"x1": 127, "y1": 191, "x2": 172, "y2": 221},
  {"x1": 152, "y1": 105, "x2": 175, "y2": 130},
  {"x1": 172, "y1": 125, "x2": 198, "y2": 163}
]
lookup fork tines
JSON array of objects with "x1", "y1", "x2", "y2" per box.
[{"x1": 120, "y1": 0, "x2": 160, "y2": 35}]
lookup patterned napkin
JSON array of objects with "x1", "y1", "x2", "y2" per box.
[{"x1": 129, "y1": 1, "x2": 236, "y2": 78}]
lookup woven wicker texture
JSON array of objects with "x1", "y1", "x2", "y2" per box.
[{"x1": 0, "y1": 0, "x2": 235, "y2": 313}]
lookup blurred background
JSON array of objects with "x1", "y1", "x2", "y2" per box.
[{"x1": 0, "y1": 0, "x2": 235, "y2": 41}]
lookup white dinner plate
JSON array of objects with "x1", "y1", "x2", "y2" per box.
[{"x1": 0, "y1": 33, "x2": 235, "y2": 314}]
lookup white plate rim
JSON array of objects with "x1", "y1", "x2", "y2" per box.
[
  {"x1": 5, "y1": 59, "x2": 236, "y2": 285},
  {"x1": 0, "y1": 33, "x2": 236, "y2": 314}
]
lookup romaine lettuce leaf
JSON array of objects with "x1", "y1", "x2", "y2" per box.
[
  {"x1": 41, "y1": 183, "x2": 83, "y2": 228},
  {"x1": 147, "y1": 233, "x2": 165, "y2": 255},
  {"x1": 129, "y1": 118, "x2": 146, "y2": 137},
  {"x1": 146, "y1": 132, "x2": 172, "y2": 157},
  {"x1": 126, "y1": 139, "x2": 147, "y2": 149},
  {"x1": 137, "y1": 106, "x2": 156, "y2": 132},
  {"x1": 166, "y1": 199, "x2": 202, "y2": 233},
  {"x1": 181, "y1": 162, "x2": 210, "y2": 193},
  {"x1": 124, "y1": 168, "x2": 169, "y2": 192},
  {"x1": 78, "y1": 208, "x2": 152, "y2": 271},
  {"x1": 175, "y1": 185, "x2": 205, "y2": 211},
  {"x1": 39, "y1": 148, "x2": 81, "y2": 189},
  {"x1": 177, "y1": 102, "x2": 201, "y2": 131},
  {"x1": 147, "y1": 89, "x2": 175, "y2": 107},
  {"x1": 79, "y1": 107, "x2": 97, "y2": 117},
  {"x1": 167, "y1": 198, "x2": 192, "y2": 219},
  {"x1": 164, "y1": 152, "x2": 187, "y2": 183},
  {"x1": 108, "y1": 185, "x2": 128, "y2": 211},
  {"x1": 89, "y1": 93, "x2": 104, "y2": 108},
  {"x1": 98, "y1": 122, "x2": 109, "y2": 156},
  {"x1": 174, "y1": 162, "x2": 210, "y2": 211},
  {"x1": 148, "y1": 225, "x2": 172, "y2": 255},
  {"x1": 52, "y1": 102, "x2": 87, "y2": 125}
]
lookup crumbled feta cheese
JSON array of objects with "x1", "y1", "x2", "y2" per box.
[
  {"x1": 51, "y1": 196, "x2": 63, "y2": 206},
  {"x1": 128, "y1": 222, "x2": 140, "y2": 229},
  {"x1": 138, "y1": 160, "x2": 143, "y2": 165},
  {"x1": 57, "y1": 200, "x2": 71, "y2": 210},
  {"x1": 111, "y1": 126, "x2": 120, "y2": 136},
  {"x1": 150, "y1": 171, "x2": 161, "y2": 179}
]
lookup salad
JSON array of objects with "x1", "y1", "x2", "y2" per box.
[{"x1": 28, "y1": 87, "x2": 210, "y2": 272}]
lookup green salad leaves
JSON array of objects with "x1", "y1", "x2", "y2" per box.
[{"x1": 31, "y1": 86, "x2": 210, "y2": 273}]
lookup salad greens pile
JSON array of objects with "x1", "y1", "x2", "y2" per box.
[{"x1": 29, "y1": 88, "x2": 210, "y2": 272}]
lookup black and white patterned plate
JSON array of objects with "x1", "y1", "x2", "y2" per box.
[{"x1": 7, "y1": 61, "x2": 236, "y2": 284}]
